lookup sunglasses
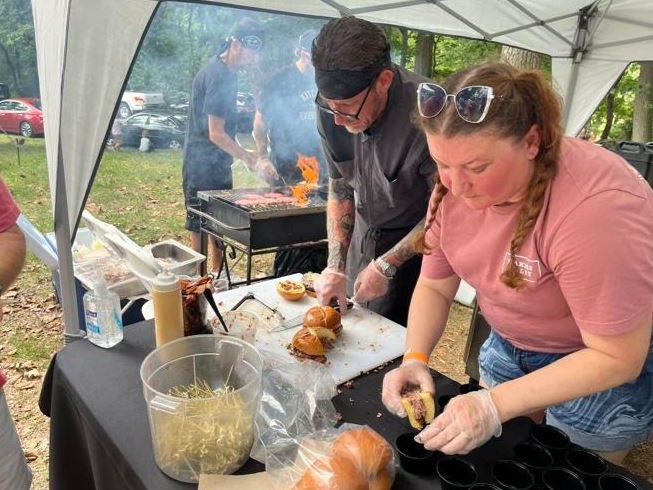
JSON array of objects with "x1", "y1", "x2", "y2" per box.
[
  {"x1": 237, "y1": 35, "x2": 263, "y2": 51},
  {"x1": 315, "y1": 75, "x2": 379, "y2": 121},
  {"x1": 417, "y1": 83, "x2": 501, "y2": 123}
]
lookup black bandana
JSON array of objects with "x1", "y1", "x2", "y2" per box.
[{"x1": 314, "y1": 49, "x2": 391, "y2": 100}]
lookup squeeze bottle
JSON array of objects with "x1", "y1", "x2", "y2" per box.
[{"x1": 152, "y1": 270, "x2": 184, "y2": 347}]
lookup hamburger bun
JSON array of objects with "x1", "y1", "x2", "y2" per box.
[
  {"x1": 276, "y1": 279, "x2": 305, "y2": 301},
  {"x1": 293, "y1": 427, "x2": 394, "y2": 490},
  {"x1": 401, "y1": 391, "x2": 435, "y2": 430},
  {"x1": 288, "y1": 327, "x2": 327, "y2": 363},
  {"x1": 302, "y1": 272, "x2": 320, "y2": 297},
  {"x1": 303, "y1": 305, "x2": 342, "y2": 337}
]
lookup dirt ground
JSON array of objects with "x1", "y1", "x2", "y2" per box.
[{"x1": 2, "y1": 265, "x2": 652, "y2": 488}]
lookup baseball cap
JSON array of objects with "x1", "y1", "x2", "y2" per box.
[{"x1": 229, "y1": 17, "x2": 265, "y2": 50}]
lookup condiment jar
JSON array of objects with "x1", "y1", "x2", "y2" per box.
[{"x1": 152, "y1": 270, "x2": 184, "y2": 347}]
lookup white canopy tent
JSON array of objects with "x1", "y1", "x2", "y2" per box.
[{"x1": 29, "y1": 0, "x2": 653, "y2": 340}]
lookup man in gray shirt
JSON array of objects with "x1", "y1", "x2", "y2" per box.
[{"x1": 313, "y1": 17, "x2": 435, "y2": 326}]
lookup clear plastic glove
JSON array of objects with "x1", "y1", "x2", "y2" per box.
[
  {"x1": 352, "y1": 260, "x2": 390, "y2": 303},
  {"x1": 381, "y1": 360, "x2": 435, "y2": 418},
  {"x1": 415, "y1": 389, "x2": 502, "y2": 455},
  {"x1": 314, "y1": 268, "x2": 348, "y2": 313},
  {"x1": 255, "y1": 157, "x2": 279, "y2": 185}
]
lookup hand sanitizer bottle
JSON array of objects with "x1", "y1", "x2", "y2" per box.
[{"x1": 83, "y1": 275, "x2": 124, "y2": 348}]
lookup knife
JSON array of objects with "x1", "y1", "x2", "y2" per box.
[{"x1": 271, "y1": 299, "x2": 354, "y2": 332}]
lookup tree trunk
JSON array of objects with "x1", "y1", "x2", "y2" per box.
[
  {"x1": 601, "y1": 90, "x2": 616, "y2": 141},
  {"x1": 0, "y1": 42, "x2": 23, "y2": 94},
  {"x1": 500, "y1": 46, "x2": 541, "y2": 70},
  {"x1": 632, "y1": 61, "x2": 653, "y2": 142},
  {"x1": 414, "y1": 33, "x2": 434, "y2": 78},
  {"x1": 399, "y1": 27, "x2": 408, "y2": 68}
]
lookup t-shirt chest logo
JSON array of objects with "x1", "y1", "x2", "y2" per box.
[{"x1": 503, "y1": 253, "x2": 542, "y2": 283}]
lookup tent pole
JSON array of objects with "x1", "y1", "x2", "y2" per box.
[{"x1": 54, "y1": 144, "x2": 83, "y2": 344}]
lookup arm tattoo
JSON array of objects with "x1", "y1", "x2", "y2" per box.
[
  {"x1": 383, "y1": 217, "x2": 426, "y2": 265},
  {"x1": 326, "y1": 177, "x2": 355, "y2": 271}
]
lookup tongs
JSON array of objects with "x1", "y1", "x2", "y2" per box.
[{"x1": 229, "y1": 291, "x2": 284, "y2": 327}]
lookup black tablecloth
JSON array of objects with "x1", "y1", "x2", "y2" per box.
[{"x1": 39, "y1": 321, "x2": 652, "y2": 489}]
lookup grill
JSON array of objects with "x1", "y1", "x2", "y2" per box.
[{"x1": 196, "y1": 186, "x2": 327, "y2": 250}]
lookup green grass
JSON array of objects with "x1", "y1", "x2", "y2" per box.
[
  {"x1": 0, "y1": 134, "x2": 264, "y2": 253},
  {"x1": 8, "y1": 335, "x2": 52, "y2": 362}
]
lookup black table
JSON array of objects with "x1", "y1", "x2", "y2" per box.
[{"x1": 39, "y1": 321, "x2": 652, "y2": 489}]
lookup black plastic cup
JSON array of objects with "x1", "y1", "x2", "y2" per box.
[
  {"x1": 438, "y1": 394, "x2": 455, "y2": 411},
  {"x1": 542, "y1": 466, "x2": 586, "y2": 490},
  {"x1": 436, "y1": 456, "x2": 478, "y2": 489},
  {"x1": 395, "y1": 432, "x2": 441, "y2": 475},
  {"x1": 459, "y1": 382, "x2": 484, "y2": 394},
  {"x1": 530, "y1": 424, "x2": 570, "y2": 464},
  {"x1": 513, "y1": 441, "x2": 553, "y2": 482},
  {"x1": 565, "y1": 447, "x2": 608, "y2": 488},
  {"x1": 598, "y1": 473, "x2": 642, "y2": 490},
  {"x1": 492, "y1": 460, "x2": 535, "y2": 490}
]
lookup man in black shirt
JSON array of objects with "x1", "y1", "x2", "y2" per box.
[
  {"x1": 253, "y1": 30, "x2": 328, "y2": 276},
  {"x1": 312, "y1": 17, "x2": 435, "y2": 326},
  {"x1": 183, "y1": 17, "x2": 278, "y2": 273}
]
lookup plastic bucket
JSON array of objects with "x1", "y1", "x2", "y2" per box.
[{"x1": 140, "y1": 334, "x2": 263, "y2": 482}]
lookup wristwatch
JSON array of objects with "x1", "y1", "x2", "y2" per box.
[{"x1": 375, "y1": 257, "x2": 397, "y2": 278}]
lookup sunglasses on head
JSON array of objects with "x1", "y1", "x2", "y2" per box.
[
  {"x1": 417, "y1": 83, "x2": 502, "y2": 123},
  {"x1": 237, "y1": 35, "x2": 263, "y2": 51}
]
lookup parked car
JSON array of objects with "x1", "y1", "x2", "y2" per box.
[
  {"x1": 236, "y1": 92, "x2": 255, "y2": 133},
  {"x1": 0, "y1": 83, "x2": 10, "y2": 101},
  {"x1": 119, "y1": 91, "x2": 165, "y2": 119},
  {"x1": 0, "y1": 98, "x2": 44, "y2": 137},
  {"x1": 119, "y1": 112, "x2": 186, "y2": 149}
]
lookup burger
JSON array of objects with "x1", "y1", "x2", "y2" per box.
[
  {"x1": 401, "y1": 390, "x2": 435, "y2": 430},
  {"x1": 301, "y1": 272, "x2": 320, "y2": 298},
  {"x1": 303, "y1": 305, "x2": 342, "y2": 338},
  {"x1": 288, "y1": 327, "x2": 327, "y2": 363},
  {"x1": 288, "y1": 306, "x2": 342, "y2": 363}
]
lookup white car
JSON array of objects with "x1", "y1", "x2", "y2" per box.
[{"x1": 119, "y1": 91, "x2": 165, "y2": 119}]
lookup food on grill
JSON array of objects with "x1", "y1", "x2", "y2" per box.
[
  {"x1": 276, "y1": 280, "x2": 306, "y2": 301},
  {"x1": 302, "y1": 272, "x2": 320, "y2": 297},
  {"x1": 401, "y1": 390, "x2": 435, "y2": 430},
  {"x1": 234, "y1": 193, "x2": 298, "y2": 208},
  {"x1": 292, "y1": 427, "x2": 394, "y2": 490},
  {"x1": 303, "y1": 305, "x2": 342, "y2": 338},
  {"x1": 288, "y1": 327, "x2": 327, "y2": 363}
]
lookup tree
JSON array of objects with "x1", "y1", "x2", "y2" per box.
[
  {"x1": 0, "y1": 0, "x2": 38, "y2": 96},
  {"x1": 632, "y1": 61, "x2": 653, "y2": 142},
  {"x1": 500, "y1": 46, "x2": 542, "y2": 70},
  {"x1": 414, "y1": 32, "x2": 434, "y2": 78}
]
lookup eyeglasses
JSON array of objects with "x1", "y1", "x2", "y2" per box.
[
  {"x1": 417, "y1": 83, "x2": 502, "y2": 124},
  {"x1": 314, "y1": 76, "x2": 378, "y2": 121},
  {"x1": 237, "y1": 35, "x2": 263, "y2": 51}
]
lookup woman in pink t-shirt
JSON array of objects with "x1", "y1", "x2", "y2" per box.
[{"x1": 381, "y1": 63, "x2": 653, "y2": 464}]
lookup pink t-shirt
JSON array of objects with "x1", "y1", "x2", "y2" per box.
[
  {"x1": 422, "y1": 137, "x2": 653, "y2": 353},
  {"x1": 0, "y1": 177, "x2": 20, "y2": 389}
]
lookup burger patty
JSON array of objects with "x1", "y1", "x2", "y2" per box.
[{"x1": 287, "y1": 344, "x2": 327, "y2": 364}]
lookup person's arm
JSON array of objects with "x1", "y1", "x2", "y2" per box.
[
  {"x1": 0, "y1": 224, "x2": 26, "y2": 322},
  {"x1": 492, "y1": 320, "x2": 651, "y2": 421},
  {"x1": 378, "y1": 217, "x2": 425, "y2": 269},
  {"x1": 326, "y1": 176, "x2": 355, "y2": 272},
  {"x1": 208, "y1": 114, "x2": 257, "y2": 168},
  {"x1": 252, "y1": 111, "x2": 269, "y2": 159}
]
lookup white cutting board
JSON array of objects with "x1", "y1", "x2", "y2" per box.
[{"x1": 142, "y1": 274, "x2": 406, "y2": 385}]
